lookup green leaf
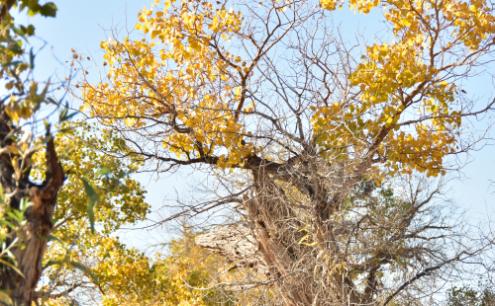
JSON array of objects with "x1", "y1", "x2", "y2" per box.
[
  {"x1": 29, "y1": 47, "x2": 35, "y2": 69},
  {"x1": 19, "y1": 198, "x2": 31, "y2": 212},
  {"x1": 82, "y1": 178, "x2": 99, "y2": 233},
  {"x1": 97, "y1": 167, "x2": 111, "y2": 177},
  {"x1": 44, "y1": 259, "x2": 99, "y2": 284},
  {"x1": 58, "y1": 103, "x2": 78, "y2": 122},
  {"x1": 0, "y1": 290, "x2": 13, "y2": 306},
  {"x1": 58, "y1": 106, "x2": 68, "y2": 122},
  {"x1": 47, "y1": 234, "x2": 63, "y2": 244},
  {"x1": 64, "y1": 111, "x2": 78, "y2": 121},
  {"x1": 39, "y1": 2, "x2": 57, "y2": 17},
  {"x1": 0, "y1": 254, "x2": 23, "y2": 277},
  {"x1": 15, "y1": 25, "x2": 35, "y2": 37},
  {"x1": 25, "y1": 24, "x2": 35, "y2": 36}
]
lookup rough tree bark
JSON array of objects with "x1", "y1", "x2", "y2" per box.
[
  {"x1": 195, "y1": 223, "x2": 268, "y2": 275},
  {"x1": 0, "y1": 114, "x2": 64, "y2": 305}
]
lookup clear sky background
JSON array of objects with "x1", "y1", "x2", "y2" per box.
[{"x1": 19, "y1": 0, "x2": 495, "y2": 252}]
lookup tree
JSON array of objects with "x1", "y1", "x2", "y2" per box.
[
  {"x1": 40, "y1": 225, "x2": 269, "y2": 306},
  {"x1": 32, "y1": 122, "x2": 149, "y2": 304},
  {"x1": 93, "y1": 231, "x2": 239, "y2": 306},
  {"x1": 0, "y1": 3, "x2": 147, "y2": 305},
  {"x1": 447, "y1": 285, "x2": 495, "y2": 306},
  {"x1": 0, "y1": 3, "x2": 242, "y2": 304},
  {"x1": 27, "y1": 123, "x2": 264, "y2": 305},
  {"x1": 0, "y1": 1, "x2": 65, "y2": 304},
  {"x1": 83, "y1": 0, "x2": 495, "y2": 305},
  {"x1": 0, "y1": 1, "x2": 270, "y2": 305}
]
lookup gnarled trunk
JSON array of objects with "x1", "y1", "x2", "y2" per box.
[{"x1": 0, "y1": 116, "x2": 64, "y2": 305}]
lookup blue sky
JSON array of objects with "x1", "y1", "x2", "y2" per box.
[
  {"x1": 23, "y1": 1, "x2": 144, "y2": 79},
  {"x1": 21, "y1": 0, "x2": 495, "y2": 251},
  {"x1": 19, "y1": 0, "x2": 186, "y2": 251}
]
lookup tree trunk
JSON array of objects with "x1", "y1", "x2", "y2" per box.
[{"x1": 0, "y1": 116, "x2": 64, "y2": 305}]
